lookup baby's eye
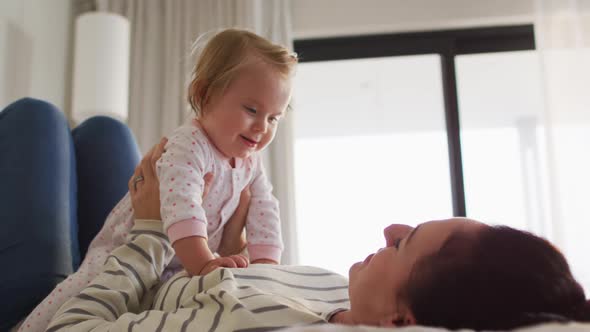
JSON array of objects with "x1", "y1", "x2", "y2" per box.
[
  {"x1": 269, "y1": 116, "x2": 279, "y2": 124},
  {"x1": 244, "y1": 106, "x2": 257, "y2": 114},
  {"x1": 393, "y1": 238, "x2": 402, "y2": 249}
]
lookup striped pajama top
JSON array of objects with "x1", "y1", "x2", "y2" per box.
[{"x1": 46, "y1": 220, "x2": 350, "y2": 332}]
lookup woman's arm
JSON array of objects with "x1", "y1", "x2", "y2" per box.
[
  {"x1": 245, "y1": 155, "x2": 283, "y2": 264},
  {"x1": 217, "y1": 185, "x2": 250, "y2": 257},
  {"x1": 46, "y1": 138, "x2": 250, "y2": 331},
  {"x1": 46, "y1": 221, "x2": 173, "y2": 331},
  {"x1": 47, "y1": 139, "x2": 172, "y2": 331}
]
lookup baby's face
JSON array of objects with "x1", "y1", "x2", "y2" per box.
[{"x1": 199, "y1": 60, "x2": 292, "y2": 160}]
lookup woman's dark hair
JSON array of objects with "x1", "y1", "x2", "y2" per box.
[{"x1": 403, "y1": 225, "x2": 590, "y2": 330}]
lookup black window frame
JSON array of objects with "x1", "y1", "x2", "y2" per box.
[{"x1": 294, "y1": 25, "x2": 535, "y2": 216}]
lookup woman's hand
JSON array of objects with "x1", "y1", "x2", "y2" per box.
[
  {"x1": 129, "y1": 138, "x2": 167, "y2": 220},
  {"x1": 218, "y1": 185, "x2": 251, "y2": 256}
]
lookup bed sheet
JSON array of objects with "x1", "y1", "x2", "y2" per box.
[{"x1": 279, "y1": 322, "x2": 590, "y2": 332}]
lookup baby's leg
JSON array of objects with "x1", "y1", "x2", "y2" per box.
[
  {"x1": 19, "y1": 116, "x2": 140, "y2": 332},
  {"x1": 19, "y1": 194, "x2": 136, "y2": 332},
  {"x1": 17, "y1": 245, "x2": 112, "y2": 331}
]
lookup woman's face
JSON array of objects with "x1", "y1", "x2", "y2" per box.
[{"x1": 347, "y1": 218, "x2": 486, "y2": 325}]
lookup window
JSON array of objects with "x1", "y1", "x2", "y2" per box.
[
  {"x1": 456, "y1": 51, "x2": 548, "y2": 233},
  {"x1": 293, "y1": 26, "x2": 538, "y2": 275},
  {"x1": 293, "y1": 55, "x2": 452, "y2": 275}
]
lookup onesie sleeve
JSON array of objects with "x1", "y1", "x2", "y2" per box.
[
  {"x1": 156, "y1": 128, "x2": 210, "y2": 244},
  {"x1": 245, "y1": 154, "x2": 283, "y2": 262}
]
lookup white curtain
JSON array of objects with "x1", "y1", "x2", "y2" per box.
[
  {"x1": 95, "y1": 0, "x2": 299, "y2": 264},
  {"x1": 535, "y1": 0, "x2": 590, "y2": 291}
]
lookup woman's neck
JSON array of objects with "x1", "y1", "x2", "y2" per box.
[
  {"x1": 330, "y1": 309, "x2": 401, "y2": 327},
  {"x1": 329, "y1": 310, "x2": 356, "y2": 325}
]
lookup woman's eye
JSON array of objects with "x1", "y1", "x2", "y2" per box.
[
  {"x1": 393, "y1": 238, "x2": 402, "y2": 249},
  {"x1": 269, "y1": 117, "x2": 279, "y2": 124}
]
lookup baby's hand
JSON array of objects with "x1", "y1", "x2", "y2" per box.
[{"x1": 199, "y1": 255, "x2": 249, "y2": 275}]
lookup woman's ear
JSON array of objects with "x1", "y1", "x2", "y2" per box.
[{"x1": 390, "y1": 311, "x2": 416, "y2": 327}]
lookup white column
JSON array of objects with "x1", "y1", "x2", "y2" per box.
[{"x1": 71, "y1": 12, "x2": 130, "y2": 123}]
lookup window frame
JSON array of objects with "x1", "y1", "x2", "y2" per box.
[{"x1": 294, "y1": 25, "x2": 536, "y2": 216}]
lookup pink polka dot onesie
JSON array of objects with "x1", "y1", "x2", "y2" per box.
[{"x1": 19, "y1": 120, "x2": 283, "y2": 332}]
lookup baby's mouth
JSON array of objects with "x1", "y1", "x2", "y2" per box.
[{"x1": 240, "y1": 135, "x2": 258, "y2": 147}]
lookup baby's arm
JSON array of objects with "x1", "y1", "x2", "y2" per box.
[
  {"x1": 173, "y1": 234, "x2": 249, "y2": 275},
  {"x1": 245, "y1": 155, "x2": 283, "y2": 264},
  {"x1": 157, "y1": 131, "x2": 248, "y2": 275},
  {"x1": 174, "y1": 185, "x2": 250, "y2": 274},
  {"x1": 155, "y1": 131, "x2": 218, "y2": 275},
  {"x1": 171, "y1": 236, "x2": 214, "y2": 274},
  {"x1": 171, "y1": 179, "x2": 249, "y2": 275}
]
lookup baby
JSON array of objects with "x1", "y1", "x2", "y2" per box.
[{"x1": 20, "y1": 28, "x2": 297, "y2": 332}]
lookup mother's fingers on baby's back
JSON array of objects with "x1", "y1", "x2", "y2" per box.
[
  {"x1": 151, "y1": 137, "x2": 168, "y2": 169},
  {"x1": 137, "y1": 144, "x2": 157, "y2": 177},
  {"x1": 140, "y1": 151, "x2": 156, "y2": 180},
  {"x1": 128, "y1": 165, "x2": 141, "y2": 193},
  {"x1": 137, "y1": 137, "x2": 168, "y2": 181},
  {"x1": 239, "y1": 185, "x2": 251, "y2": 204},
  {"x1": 202, "y1": 172, "x2": 214, "y2": 198}
]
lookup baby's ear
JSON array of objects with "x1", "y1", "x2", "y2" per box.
[{"x1": 190, "y1": 79, "x2": 209, "y2": 108}]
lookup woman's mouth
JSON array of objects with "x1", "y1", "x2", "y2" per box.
[{"x1": 363, "y1": 253, "x2": 374, "y2": 264}]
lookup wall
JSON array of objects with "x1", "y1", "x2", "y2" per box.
[
  {"x1": 291, "y1": 0, "x2": 535, "y2": 39},
  {"x1": 0, "y1": 0, "x2": 536, "y2": 114},
  {"x1": 0, "y1": 0, "x2": 73, "y2": 113}
]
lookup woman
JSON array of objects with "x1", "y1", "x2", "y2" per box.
[{"x1": 46, "y1": 139, "x2": 590, "y2": 331}]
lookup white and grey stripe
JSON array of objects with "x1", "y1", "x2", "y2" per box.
[
  {"x1": 233, "y1": 273, "x2": 348, "y2": 291},
  {"x1": 46, "y1": 221, "x2": 349, "y2": 332}
]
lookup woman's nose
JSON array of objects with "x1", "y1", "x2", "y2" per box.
[{"x1": 384, "y1": 224, "x2": 414, "y2": 247}]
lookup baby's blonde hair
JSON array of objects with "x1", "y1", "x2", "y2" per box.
[{"x1": 187, "y1": 28, "x2": 298, "y2": 117}]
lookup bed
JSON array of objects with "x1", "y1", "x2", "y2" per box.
[{"x1": 280, "y1": 322, "x2": 590, "y2": 332}]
